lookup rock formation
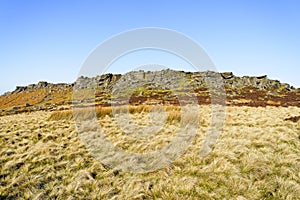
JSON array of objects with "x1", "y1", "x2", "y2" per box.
[{"x1": 0, "y1": 69, "x2": 299, "y2": 116}]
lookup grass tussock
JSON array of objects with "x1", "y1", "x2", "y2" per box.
[
  {"x1": 1, "y1": 106, "x2": 300, "y2": 199},
  {"x1": 48, "y1": 105, "x2": 182, "y2": 122}
]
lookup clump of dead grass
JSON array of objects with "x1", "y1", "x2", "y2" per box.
[{"x1": 48, "y1": 105, "x2": 182, "y2": 122}]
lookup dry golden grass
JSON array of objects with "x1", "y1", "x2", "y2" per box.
[
  {"x1": 1, "y1": 105, "x2": 300, "y2": 199},
  {"x1": 48, "y1": 105, "x2": 182, "y2": 122}
]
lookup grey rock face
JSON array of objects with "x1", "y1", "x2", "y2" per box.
[
  {"x1": 73, "y1": 69, "x2": 297, "y2": 92},
  {"x1": 7, "y1": 69, "x2": 297, "y2": 96},
  {"x1": 37, "y1": 81, "x2": 48, "y2": 88},
  {"x1": 15, "y1": 86, "x2": 27, "y2": 93}
]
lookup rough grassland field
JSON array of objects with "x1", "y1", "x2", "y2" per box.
[{"x1": 0, "y1": 105, "x2": 300, "y2": 199}]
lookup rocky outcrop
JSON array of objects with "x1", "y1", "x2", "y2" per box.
[
  {"x1": 72, "y1": 69, "x2": 295, "y2": 92},
  {"x1": 0, "y1": 69, "x2": 298, "y2": 116},
  {"x1": 12, "y1": 81, "x2": 71, "y2": 94},
  {"x1": 10, "y1": 70, "x2": 296, "y2": 95},
  {"x1": 74, "y1": 74, "x2": 122, "y2": 89},
  {"x1": 15, "y1": 86, "x2": 27, "y2": 93}
]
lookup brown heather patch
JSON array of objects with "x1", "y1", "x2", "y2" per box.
[
  {"x1": 0, "y1": 89, "x2": 48, "y2": 110},
  {"x1": 1, "y1": 106, "x2": 300, "y2": 199},
  {"x1": 0, "y1": 87, "x2": 72, "y2": 111}
]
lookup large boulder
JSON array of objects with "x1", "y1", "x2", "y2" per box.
[
  {"x1": 14, "y1": 86, "x2": 27, "y2": 93},
  {"x1": 256, "y1": 75, "x2": 267, "y2": 79},
  {"x1": 221, "y1": 72, "x2": 234, "y2": 79},
  {"x1": 37, "y1": 81, "x2": 48, "y2": 88}
]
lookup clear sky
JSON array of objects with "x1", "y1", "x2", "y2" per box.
[{"x1": 1, "y1": 0, "x2": 299, "y2": 94}]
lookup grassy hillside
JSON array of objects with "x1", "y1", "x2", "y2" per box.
[
  {"x1": 1, "y1": 70, "x2": 299, "y2": 199},
  {"x1": 1, "y1": 105, "x2": 300, "y2": 199}
]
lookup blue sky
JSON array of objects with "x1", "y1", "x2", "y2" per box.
[{"x1": 0, "y1": 0, "x2": 299, "y2": 94}]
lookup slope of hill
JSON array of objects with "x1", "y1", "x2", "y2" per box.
[
  {"x1": 0, "y1": 70, "x2": 299, "y2": 116},
  {"x1": 1, "y1": 69, "x2": 300, "y2": 199}
]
